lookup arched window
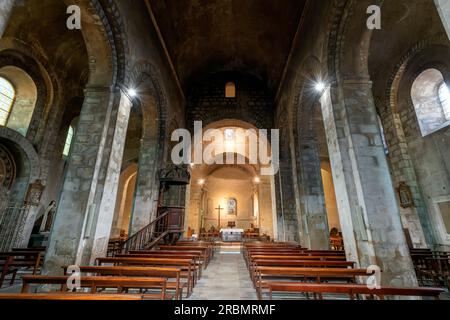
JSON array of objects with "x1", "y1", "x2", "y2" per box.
[
  {"x1": 225, "y1": 82, "x2": 236, "y2": 98},
  {"x1": 411, "y1": 69, "x2": 450, "y2": 136},
  {"x1": 438, "y1": 82, "x2": 450, "y2": 120},
  {"x1": 63, "y1": 126, "x2": 74, "y2": 157},
  {"x1": 377, "y1": 115, "x2": 389, "y2": 154},
  {"x1": 0, "y1": 77, "x2": 15, "y2": 126}
]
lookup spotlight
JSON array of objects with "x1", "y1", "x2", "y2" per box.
[
  {"x1": 314, "y1": 82, "x2": 325, "y2": 92},
  {"x1": 198, "y1": 179, "x2": 205, "y2": 185},
  {"x1": 254, "y1": 177, "x2": 260, "y2": 183},
  {"x1": 128, "y1": 89, "x2": 137, "y2": 97}
]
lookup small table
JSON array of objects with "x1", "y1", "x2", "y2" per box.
[{"x1": 220, "y1": 228, "x2": 244, "y2": 242}]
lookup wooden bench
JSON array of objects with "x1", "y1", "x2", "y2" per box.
[
  {"x1": 21, "y1": 275, "x2": 170, "y2": 300},
  {"x1": 96, "y1": 257, "x2": 195, "y2": 297},
  {"x1": 254, "y1": 266, "x2": 372, "y2": 299},
  {"x1": 158, "y1": 245, "x2": 212, "y2": 265},
  {"x1": 129, "y1": 250, "x2": 206, "y2": 265},
  {"x1": 264, "y1": 282, "x2": 445, "y2": 300},
  {"x1": 0, "y1": 293, "x2": 147, "y2": 300},
  {"x1": 62, "y1": 265, "x2": 187, "y2": 300},
  {"x1": 121, "y1": 252, "x2": 204, "y2": 277},
  {"x1": 249, "y1": 259, "x2": 356, "y2": 283},
  {"x1": 0, "y1": 251, "x2": 42, "y2": 288}
]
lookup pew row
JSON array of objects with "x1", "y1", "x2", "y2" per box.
[
  {"x1": 264, "y1": 282, "x2": 445, "y2": 300},
  {"x1": 21, "y1": 275, "x2": 170, "y2": 300}
]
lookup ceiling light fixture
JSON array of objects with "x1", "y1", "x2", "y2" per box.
[
  {"x1": 128, "y1": 88, "x2": 137, "y2": 97},
  {"x1": 314, "y1": 82, "x2": 325, "y2": 92}
]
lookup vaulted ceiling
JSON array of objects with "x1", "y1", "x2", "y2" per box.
[{"x1": 147, "y1": 0, "x2": 307, "y2": 95}]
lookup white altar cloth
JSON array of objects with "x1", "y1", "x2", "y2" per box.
[{"x1": 220, "y1": 228, "x2": 244, "y2": 233}]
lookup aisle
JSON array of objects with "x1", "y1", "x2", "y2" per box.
[{"x1": 188, "y1": 251, "x2": 257, "y2": 300}]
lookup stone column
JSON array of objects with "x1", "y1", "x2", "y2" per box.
[
  {"x1": 320, "y1": 80, "x2": 417, "y2": 286},
  {"x1": 295, "y1": 136, "x2": 330, "y2": 250},
  {"x1": 128, "y1": 94, "x2": 162, "y2": 235},
  {"x1": 274, "y1": 157, "x2": 300, "y2": 242},
  {"x1": 380, "y1": 110, "x2": 432, "y2": 248},
  {"x1": 257, "y1": 178, "x2": 275, "y2": 240},
  {"x1": 129, "y1": 139, "x2": 159, "y2": 235},
  {"x1": 0, "y1": 0, "x2": 14, "y2": 38},
  {"x1": 435, "y1": 0, "x2": 450, "y2": 40},
  {"x1": 42, "y1": 87, "x2": 131, "y2": 274}
]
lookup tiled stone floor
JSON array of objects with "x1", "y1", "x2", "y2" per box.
[{"x1": 188, "y1": 252, "x2": 257, "y2": 300}]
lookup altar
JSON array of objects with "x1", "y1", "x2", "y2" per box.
[{"x1": 220, "y1": 228, "x2": 244, "y2": 242}]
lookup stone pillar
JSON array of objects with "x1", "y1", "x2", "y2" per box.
[
  {"x1": 129, "y1": 139, "x2": 160, "y2": 235},
  {"x1": 42, "y1": 87, "x2": 131, "y2": 274},
  {"x1": 128, "y1": 94, "x2": 162, "y2": 235},
  {"x1": 0, "y1": 0, "x2": 14, "y2": 38},
  {"x1": 435, "y1": 0, "x2": 450, "y2": 40},
  {"x1": 274, "y1": 157, "x2": 300, "y2": 242},
  {"x1": 257, "y1": 178, "x2": 275, "y2": 240},
  {"x1": 380, "y1": 110, "x2": 432, "y2": 248},
  {"x1": 320, "y1": 80, "x2": 417, "y2": 286},
  {"x1": 295, "y1": 136, "x2": 330, "y2": 250}
]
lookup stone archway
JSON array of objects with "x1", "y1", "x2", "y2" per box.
[
  {"x1": 127, "y1": 61, "x2": 169, "y2": 235},
  {"x1": 290, "y1": 55, "x2": 331, "y2": 249},
  {"x1": 319, "y1": 0, "x2": 417, "y2": 286},
  {"x1": 185, "y1": 120, "x2": 277, "y2": 241},
  {"x1": 0, "y1": 127, "x2": 40, "y2": 250}
]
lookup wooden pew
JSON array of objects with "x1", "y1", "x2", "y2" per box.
[
  {"x1": 115, "y1": 253, "x2": 202, "y2": 280},
  {"x1": 62, "y1": 265, "x2": 187, "y2": 300},
  {"x1": 249, "y1": 259, "x2": 356, "y2": 283},
  {"x1": 158, "y1": 245, "x2": 212, "y2": 266},
  {"x1": 0, "y1": 251, "x2": 42, "y2": 288},
  {"x1": 96, "y1": 257, "x2": 195, "y2": 297},
  {"x1": 245, "y1": 251, "x2": 347, "y2": 266},
  {"x1": 244, "y1": 249, "x2": 306, "y2": 265},
  {"x1": 250, "y1": 255, "x2": 346, "y2": 261},
  {"x1": 177, "y1": 241, "x2": 217, "y2": 259},
  {"x1": 124, "y1": 252, "x2": 205, "y2": 276},
  {"x1": 254, "y1": 266, "x2": 371, "y2": 299},
  {"x1": 0, "y1": 293, "x2": 146, "y2": 300},
  {"x1": 264, "y1": 282, "x2": 445, "y2": 300},
  {"x1": 129, "y1": 250, "x2": 206, "y2": 267},
  {"x1": 21, "y1": 275, "x2": 169, "y2": 300}
]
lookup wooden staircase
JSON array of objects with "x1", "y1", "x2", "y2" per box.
[
  {"x1": 108, "y1": 165, "x2": 191, "y2": 255},
  {"x1": 120, "y1": 206, "x2": 185, "y2": 253}
]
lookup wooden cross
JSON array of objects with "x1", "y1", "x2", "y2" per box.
[{"x1": 215, "y1": 205, "x2": 223, "y2": 229}]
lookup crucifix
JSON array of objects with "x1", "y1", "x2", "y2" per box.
[{"x1": 215, "y1": 205, "x2": 223, "y2": 229}]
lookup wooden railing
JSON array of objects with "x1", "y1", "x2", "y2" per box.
[
  {"x1": 120, "y1": 212, "x2": 170, "y2": 253},
  {"x1": 118, "y1": 206, "x2": 185, "y2": 254}
]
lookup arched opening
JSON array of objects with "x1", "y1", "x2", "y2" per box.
[
  {"x1": 225, "y1": 82, "x2": 236, "y2": 98},
  {"x1": 185, "y1": 121, "x2": 277, "y2": 241},
  {"x1": 0, "y1": 130, "x2": 40, "y2": 250},
  {"x1": 0, "y1": 76, "x2": 14, "y2": 126},
  {"x1": 110, "y1": 163, "x2": 138, "y2": 239},
  {"x1": 0, "y1": 66, "x2": 38, "y2": 136},
  {"x1": 411, "y1": 68, "x2": 450, "y2": 136},
  {"x1": 438, "y1": 82, "x2": 450, "y2": 120},
  {"x1": 62, "y1": 126, "x2": 74, "y2": 158}
]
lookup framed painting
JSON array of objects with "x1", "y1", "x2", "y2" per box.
[{"x1": 227, "y1": 198, "x2": 237, "y2": 215}]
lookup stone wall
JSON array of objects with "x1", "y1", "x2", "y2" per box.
[{"x1": 186, "y1": 73, "x2": 274, "y2": 131}]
